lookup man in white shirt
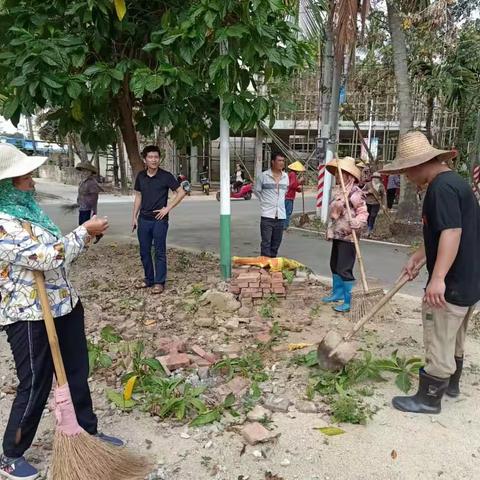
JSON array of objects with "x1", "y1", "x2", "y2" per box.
[{"x1": 254, "y1": 152, "x2": 289, "y2": 257}]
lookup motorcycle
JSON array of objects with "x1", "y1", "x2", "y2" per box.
[
  {"x1": 216, "y1": 180, "x2": 253, "y2": 201},
  {"x1": 199, "y1": 171, "x2": 210, "y2": 195},
  {"x1": 177, "y1": 174, "x2": 191, "y2": 195}
]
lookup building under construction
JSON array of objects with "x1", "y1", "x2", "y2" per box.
[{"x1": 167, "y1": 64, "x2": 459, "y2": 185}]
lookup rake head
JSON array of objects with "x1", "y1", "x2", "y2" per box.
[{"x1": 349, "y1": 288, "x2": 385, "y2": 322}]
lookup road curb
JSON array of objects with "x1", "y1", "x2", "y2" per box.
[{"x1": 289, "y1": 226, "x2": 411, "y2": 248}]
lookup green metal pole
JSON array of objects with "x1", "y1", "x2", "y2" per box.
[{"x1": 219, "y1": 99, "x2": 231, "y2": 280}]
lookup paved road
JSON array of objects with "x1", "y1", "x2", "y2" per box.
[{"x1": 42, "y1": 196, "x2": 426, "y2": 296}]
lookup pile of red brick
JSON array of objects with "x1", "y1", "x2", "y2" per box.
[{"x1": 229, "y1": 267, "x2": 286, "y2": 301}]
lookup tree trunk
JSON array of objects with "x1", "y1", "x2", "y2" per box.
[
  {"x1": 111, "y1": 142, "x2": 120, "y2": 188},
  {"x1": 93, "y1": 150, "x2": 100, "y2": 175},
  {"x1": 67, "y1": 135, "x2": 75, "y2": 167},
  {"x1": 117, "y1": 128, "x2": 129, "y2": 194},
  {"x1": 27, "y1": 116, "x2": 37, "y2": 154},
  {"x1": 387, "y1": 0, "x2": 418, "y2": 222},
  {"x1": 425, "y1": 94, "x2": 434, "y2": 142},
  {"x1": 254, "y1": 126, "x2": 264, "y2": 181},
  {"x1": 117, "y1": 86, "x2": 143, "y2": 175}
]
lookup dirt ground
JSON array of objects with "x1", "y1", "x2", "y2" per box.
[{"x1": 1, "y1": 242, "x2": 479, "y2": 480}]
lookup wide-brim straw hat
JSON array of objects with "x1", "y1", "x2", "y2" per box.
[
  {"x1": 326, "y1": 156, "x2": 361, "y2": 181},
  {"x1": 381, "y1": 131, "x2": 457, "y2": 174},
  {"x1": 75, "y1": 161, "x2": 97, "y2": 173},
  {"x1": 0, "y1": 143, "x2": 48, "y2": 181},
  {"x1": 288, "y1": 160, "x2": 305, "y2": 172}
]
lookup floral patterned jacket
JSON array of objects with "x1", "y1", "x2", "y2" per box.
[
  {"x1": 326, "y1": 185, "x2": 368, "y2": 242},
  {"x1": 0, "y1": 213, "x2": 89, "y2": 327}
]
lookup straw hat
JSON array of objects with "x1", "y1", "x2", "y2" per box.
[
  {"x1": 75, "y1": 162, "x2": 97, "y2": 173},
  {"x1": 287, "y1": 160, "x2": 305, "y2": 172},
  {"x1": 0, "y1": 143, "x2": 47, "y2": 181},
  {"x1": 381, "y1": 131, "x2": 457, "y2": 174},
  {"x1": 326, "y1": 156, "x2": 361, "y2": 181}
]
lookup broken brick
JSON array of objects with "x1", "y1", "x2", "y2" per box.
[
  {"x1": 248, "y1": 282, "x2": 260, "y2": 288},
  {"x1": 190, "y1": 345, "x2": 217, "y2": 364},
  {"x1": 252, "y1": 291, "x2": 263, "y2": 299},
  {"x1": 229, "y1": 286, "x2": 241, "y2": 295},
  {"x1": 161, "y1": 353, "x2": 191, "y2": 370},
  {"x1": 238, "y1": 281, "x2": 250, "y2": 288},
  {"x1": 256, "y1": 332, "x2": 272, "y2": 344},
  {"x1": 189, "y1": 354, "x2": 212, "y2": 367},
  {"x1": 241, "y1": 422, "x2": 271, "y2": 445},
  {"x1": 157, "y1": 337, "x2": 187, "y2": 355}
]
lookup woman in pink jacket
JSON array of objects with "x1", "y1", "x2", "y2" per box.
[{"x1": 322, "y1": 157, "x2": 368, "y2": 312}]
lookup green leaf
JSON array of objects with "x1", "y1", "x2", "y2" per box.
[
  {"x1": 84, "y1": 65, "x2": 104, "y2": 76},
  {"x1": 10, "y1": 76, "x2": 27, "y2": 87},
  {"x1": 2, "y1": 97, "x2": 20, "y2": 120},
  {"x1": 109, "y1": 69, "x2": 124, "y2": 81},
  {"x1": 142, "y1": 358, "x2": 162, "y2": 371},
  {"x1": 143, "y1": 43, "x2": 160, "y2": 53},
  {"x1": 162, "y1": 34, "x2": 182, "y2": 46},
  {"x1": 71, "y1": 99, "x2": 83, "y2": 121},
  {"x1": 395, "y1": 371, "x2": 412, "y2": 393},
  {"x1": 100, "y1": 325, "x2": 122, "y2": 343},
  {"x1": 67, "y1": 82, "x2": 82, "y2": 99},
  {"x1": 145, "y1": 75, "x2": 164, "y2": 93},
  {"x1": 189, "y1": 409, "x2": 220, "y2": 427},
  {"x1": 223, "y1": 392, "x2": 236, "y2": 408},
  {"x1": 315, "y1": 426, "x2": 346, "y2": 436},
  {"x1": 42, "y1": 76, "x2": 63, "y2": 89},
  {"x1": 98, "y1": 353, "x2": 113, "y2": 368},
  {"x1": 88, "y1": 349, "x2": 98, "y2": 374},
  {"x1": 106, "y1": 389, "x2": 135, "y2": 410},
  {"x1": 233, "y1": 100, "x2": 245, "y2": 119}
]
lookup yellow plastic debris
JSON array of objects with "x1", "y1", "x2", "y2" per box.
[
  {"x1": 288, "y1": 343, "x2": 314, "y2": 352},
  {"x1": 123, "y1": 375, "x2": 137, "y2": 401}
]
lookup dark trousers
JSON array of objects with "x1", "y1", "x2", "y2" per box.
[
  {"x1": 137, "y1": 217, "x2": 169, "y2": 286},
  {"x1": 284, "y1": 199, "x2": 294, "y2": 230},
  {"x1": 78, "y1": 209, "x2": 92, "y2": 225},
  {"x1": 260, "y1": 217, "x2": 284, "y2": 258},
  {"x1": 330, "y1": 239, "x2": 356, "y2": 281},
  {"x1": 367, "y1": 203, "x2": 380, "y2": 231},
  {"x1": 2, "y1": 302, "x2": 97, "y2": 458},
  {"x1": 387, "y1": 189, "x2": 397, "y2": 209}
]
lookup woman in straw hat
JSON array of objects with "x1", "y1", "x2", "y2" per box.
[
  {"x1": 76, "y1": 161, "x2": 103, "y2": 243},
  {"x1": 284, "y1": 160, "x2": 305, "y2": 231},
  {"x1": 321, "y1": 156, "x2": 368, "y2": 312},
  {"x1": 363, "y1": 171, "x2": 386, "y2": 236},
  {"x1": 0, "y1": 144, "x2": 122, "y2": 479},
  {"x1": 381, "y1": 131, "x2": 480, "y2": 415}
]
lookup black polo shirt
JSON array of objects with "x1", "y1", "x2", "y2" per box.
[
  {"x1": 422, "y1": 171, "x2": 480, "y2": 307},
  {"x1": 134, "y1": 169, "x2": 180, "y2": 220}
]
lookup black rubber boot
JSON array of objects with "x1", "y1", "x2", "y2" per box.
[
  {"x1": 392, "y1": 369, "x2": 449, "y2": 414},
  {"x1": 446, "y1": 356, "x2": 463, "y2": 398}
]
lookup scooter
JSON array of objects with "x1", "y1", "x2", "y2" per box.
[
  {"x1": 199, "y1": 171, "x2": 210, "y2": 195},
  {"x1": 216, "y1": 180, "x2": 252, "y2": 201},
  {"x1": 177, "y1": 174, "x2": 191, "y2": 195}
]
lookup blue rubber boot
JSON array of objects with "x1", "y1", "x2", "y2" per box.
[
  {"x1": 322, "y1": 274, "x2": 344, "y2": 303},
  {"x1": 334, "y1": 281, "x2": 354, "y2": 312}
]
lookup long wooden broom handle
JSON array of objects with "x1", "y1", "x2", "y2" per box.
[
  {"x1": 344, "y1": 258, "x2": 427, "y2": 342},
  {"x1": 337, "y1": 163, "x2": 369, "y2": 293},
  {"x1": 23, "y1": 223, "x2": 68, "y2": 386}
]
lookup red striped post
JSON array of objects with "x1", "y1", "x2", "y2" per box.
[{"x1": 316, "y1": 164, "x2": 326, "y2": 210}]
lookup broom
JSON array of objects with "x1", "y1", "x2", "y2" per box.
[
  {"x1": 336, "y1": 164, "x2": 384, "y2": 321},
  {"x1": 24, "y1": 223, "x2": 151, "y2": 480}
]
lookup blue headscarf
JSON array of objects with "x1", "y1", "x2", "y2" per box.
[{"x1": 0, "y1": 179, "x2": 62, "y2": 237}]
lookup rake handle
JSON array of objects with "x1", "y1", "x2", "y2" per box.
[
  {"x1": 23, "y1": 223, "x2": 68, "y2": 386},
  {"x1": 344, "y1": 259, "x2": 427, "y2": 342},
  {"x1": 337, "y1": 163, "x2": 369, "y2": 293}
]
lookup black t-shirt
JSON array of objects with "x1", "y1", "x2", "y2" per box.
[
  {"x1": 422, "y1": 171, "x2": 480, "y2": 307},
  {"x1": 134, "y1": 169, "x2": 180, "y2": 220}
]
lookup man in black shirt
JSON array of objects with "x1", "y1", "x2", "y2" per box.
[
  {"x1": 381, "y1": 131, "x2": 480, "y2": 414},
  {"x1": 132, "y1": 145, "x2": 187, "y2": 294}
]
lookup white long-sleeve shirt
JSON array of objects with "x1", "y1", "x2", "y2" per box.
[{"x1": 254, "y1": 169, "x2": 289, "y2": 220}]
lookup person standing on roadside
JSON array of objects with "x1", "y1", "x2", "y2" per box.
[
  {"x1": 254, "y1": 152, "x2": 289, "y2": 257},
  {"x1": 284, "y1": 161, "x2": 305, "y2": 231},
  {"x1": 76, "y1": 162, "x2": 104, "y2": 243},
  {"x1": 381, "y1": 131, "x2": 480, "y2": 415},
  {"x1": 386, "y1": 173, "x2": 400, "y2": 210},
  {"x1": 363, "y1": 172, "x2": 386, "y2": 236},
  {"x1": 132, "y1": 145, "x2": 187, "y2": 294}
]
